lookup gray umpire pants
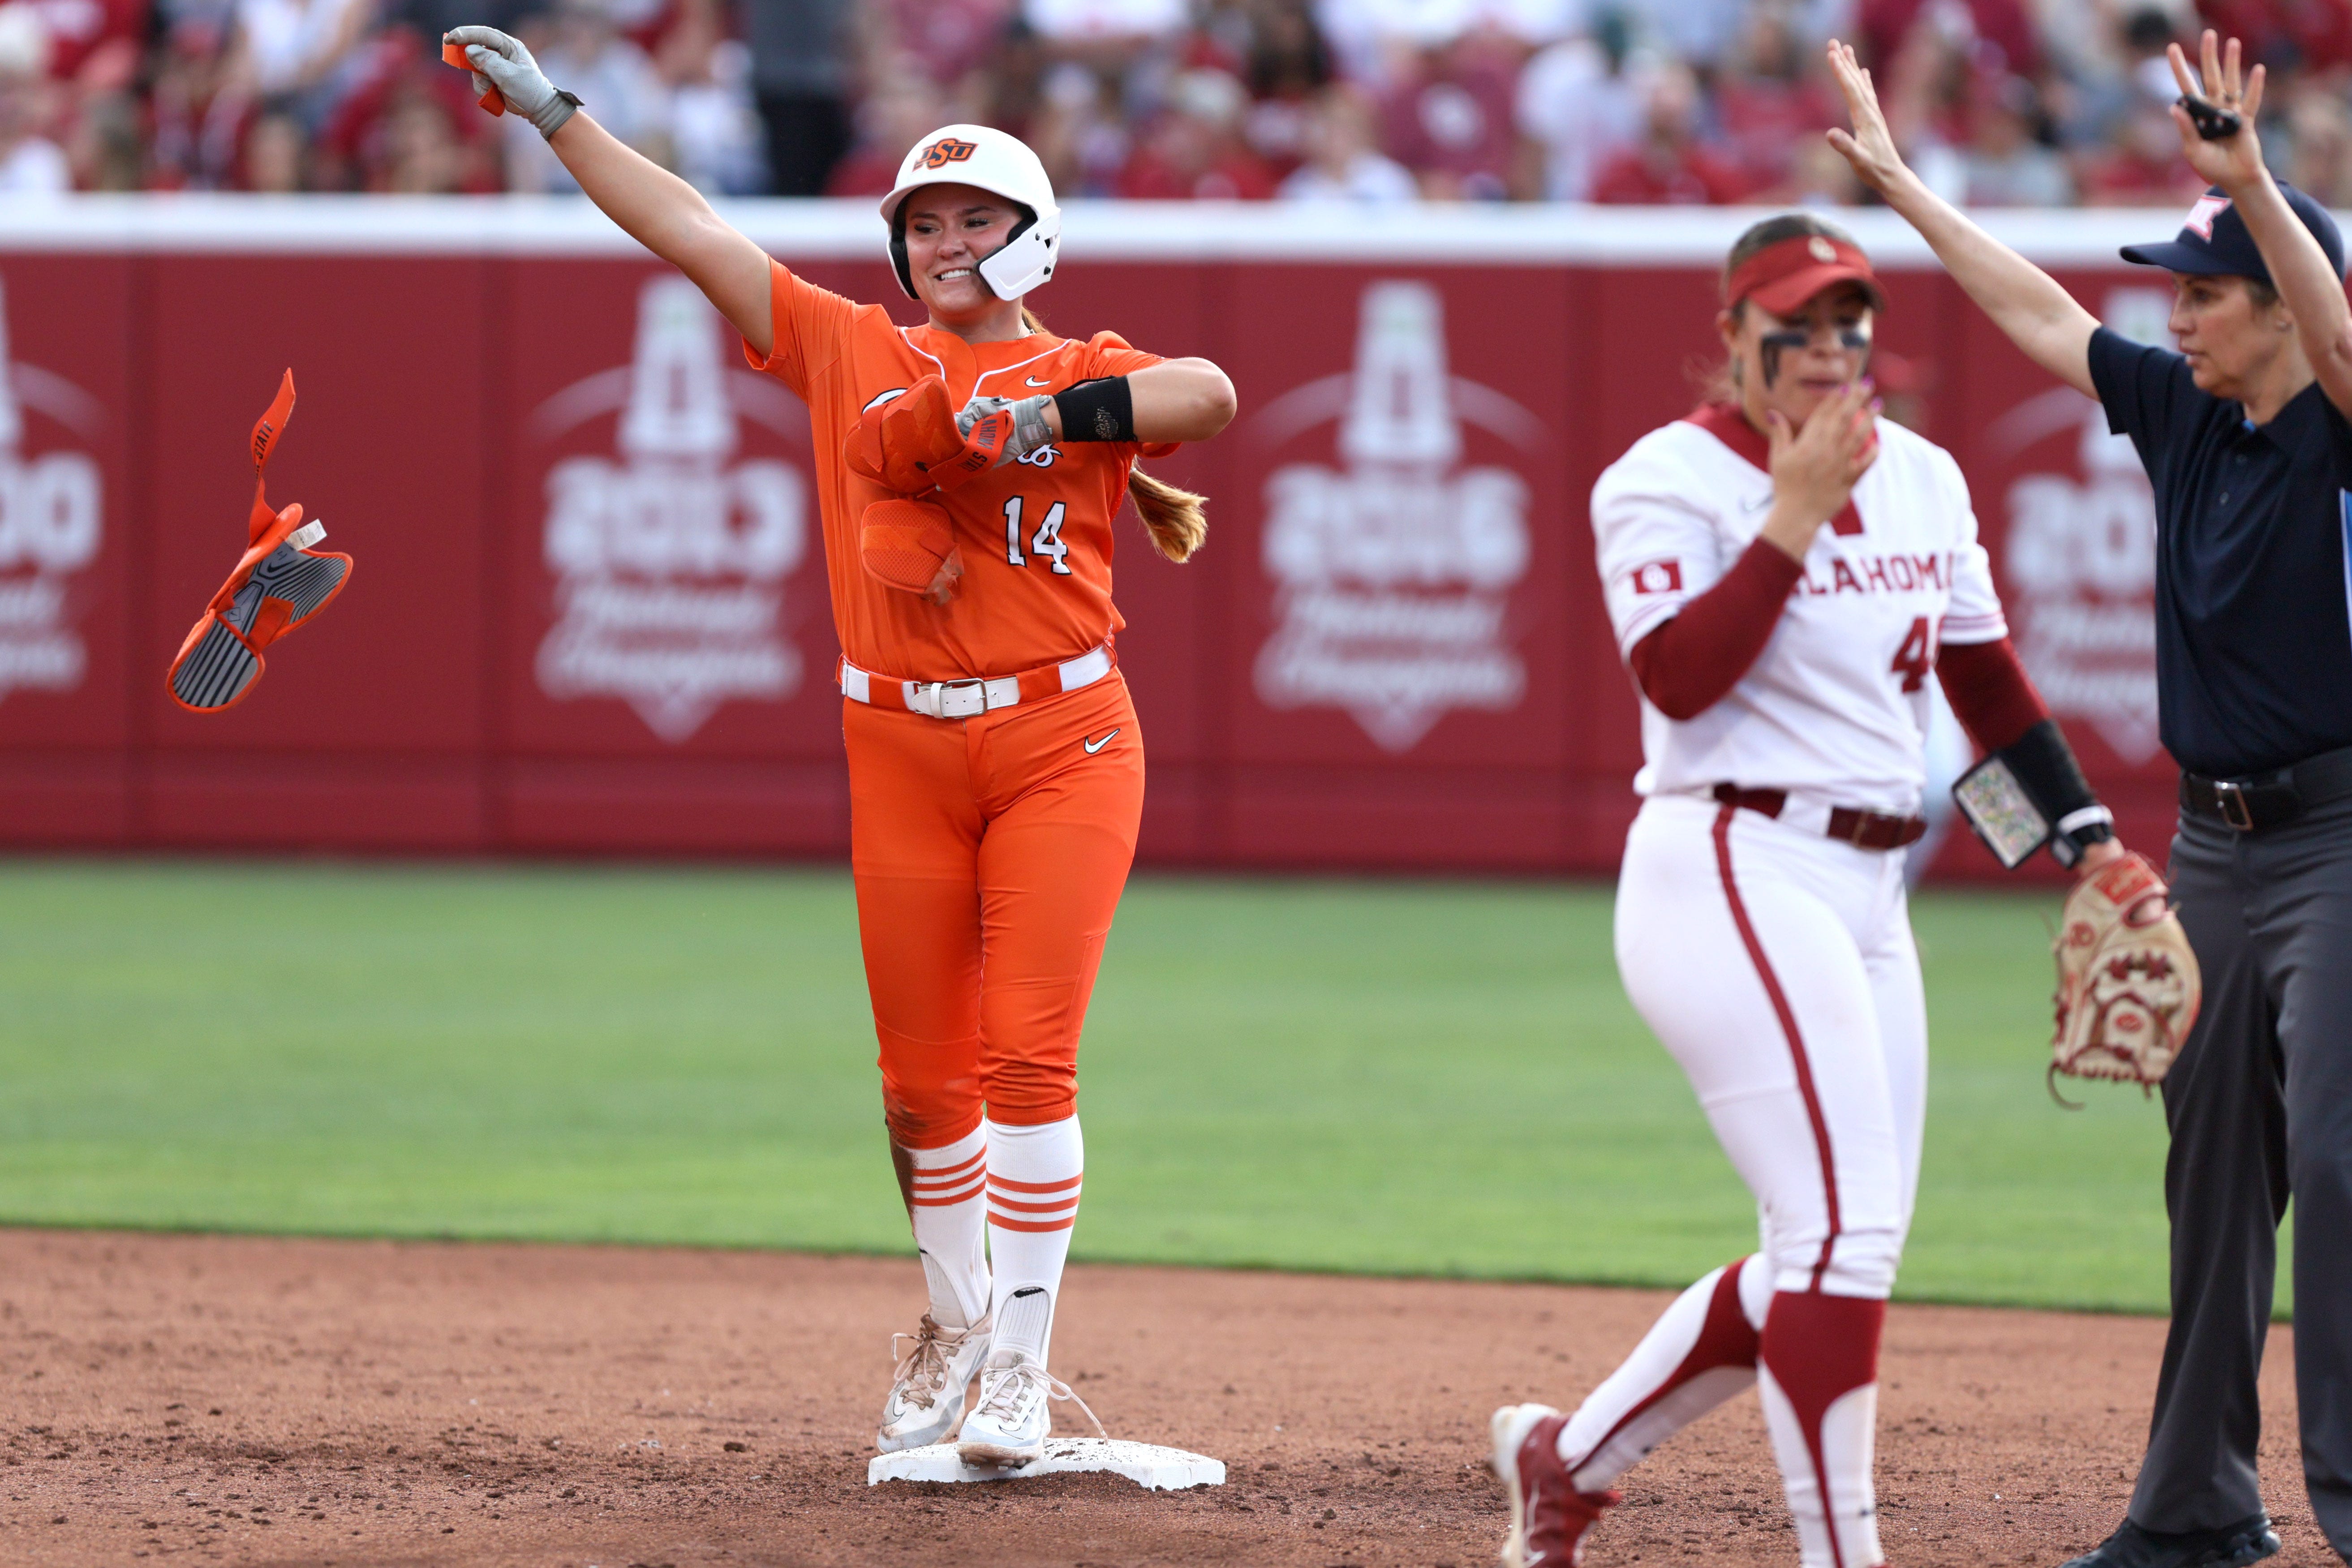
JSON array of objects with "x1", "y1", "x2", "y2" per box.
[{"x1": 2128, "y1": 794, "x2": 2352, "y2": 1559}]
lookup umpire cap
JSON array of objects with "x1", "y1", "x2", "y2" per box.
[{"x1": 2120, "y1": 184, "x2": 2347, "y2": 284}]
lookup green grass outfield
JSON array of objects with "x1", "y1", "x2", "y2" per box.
[{"x1": 0, "y1": 858, "x2": 2229, "y2": 1315}]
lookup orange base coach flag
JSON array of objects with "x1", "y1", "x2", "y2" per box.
[{"x1": 167, "y1": 370, "x2": 354, "y2": 713}]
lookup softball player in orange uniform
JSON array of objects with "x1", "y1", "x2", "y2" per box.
[{"x1": 445, "y1": 30, "x2": 1238, "y2": 1464}]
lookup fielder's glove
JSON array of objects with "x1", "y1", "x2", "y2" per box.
[
  {"x1": 957, "y1": 394, "x2": 1053, "y2": 466},
  {"x1": 843, "y1": 375, "x2": 1014, "y2": 495},
  {"x1": 442, "y1": 26, "x2": 580, "y2": 139},
  {"x1": 168, "y1": 370, "x2": 354, "y2": 713},
  {"x1": 2049, "y1": 851, "x2": 2201, "y2": 1099}
]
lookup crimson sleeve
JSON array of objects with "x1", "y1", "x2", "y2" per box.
[
  {"x1": 1933, "y1": 636, "x2": 2048, "y2": 752},
  {"x1": 1625, "y1": 539, "x2": 1806, "y2": 720}
]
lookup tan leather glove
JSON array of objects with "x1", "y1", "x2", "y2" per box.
[{"x1": 2051, "y1": 851, "x2": 2202, "y2": 1095}]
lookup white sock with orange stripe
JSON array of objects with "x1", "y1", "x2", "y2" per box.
[
  {"x1": 983, "y1": 1115, "x2": 1084, "y2": 1366},
  {"x1": 903, "y1": 1126, "x2": 990, "y2": 1331}
]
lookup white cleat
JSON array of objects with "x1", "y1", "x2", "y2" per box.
[
  {"x1": 954, "y1": 1349, "x2": 1104, "y2": 1466},
  {"x1": 877, "y1": 1314, "x2": 991, "y2": 1454}
]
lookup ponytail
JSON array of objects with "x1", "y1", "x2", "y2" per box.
[
  {"x1": 1018, "y1": 301, "x2": 1207, "y2": 563},
  {"x1": 1127, "y1": 467, "x2": 1207, "y2": 563}
]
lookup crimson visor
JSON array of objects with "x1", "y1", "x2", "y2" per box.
[{"x1": 1724, "y1": 234, "x2": 1886, "y2": 317}]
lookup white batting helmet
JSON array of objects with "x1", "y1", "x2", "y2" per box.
[{"x1": 878, "y1": 125, "x2": 1062, "y2": 302}]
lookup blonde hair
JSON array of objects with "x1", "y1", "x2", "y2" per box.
[{"x1": 1019, "y1": 305, "x2": 1209, "y2": 564}]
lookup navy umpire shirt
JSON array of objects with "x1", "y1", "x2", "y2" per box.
[{"x1": 2089, "y1": 325, "x2": 2352, "y2": 778}]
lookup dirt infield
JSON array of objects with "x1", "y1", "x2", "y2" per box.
[{"x1": 0, "y1": 1230, "x2": 2329, "y2": 1568}]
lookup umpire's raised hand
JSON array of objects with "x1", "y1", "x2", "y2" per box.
[
  {"x1": 445, "y1": 26, "x2": 579, "y2": 140},
  {"x1": 2166, "y1": 30, "x2": 2266, "y2": 188}
]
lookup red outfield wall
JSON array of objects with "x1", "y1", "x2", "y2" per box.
[{"x1": 0, "y1": 202, "x2": 2198, "y2": 876}]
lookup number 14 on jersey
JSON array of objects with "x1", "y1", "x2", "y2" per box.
[{"x1": 1003, "y1": 496, "x2": 1071, "y2": 575}]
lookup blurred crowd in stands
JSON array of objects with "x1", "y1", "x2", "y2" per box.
[{"x1": 0, "y1": 0, "x2": 2348, "y2": 206}]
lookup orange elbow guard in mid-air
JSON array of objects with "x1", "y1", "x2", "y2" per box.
[
  {"x1": 860, "y1": 498, "x2": 957, "y2": 595},
  {"x1": 843, "y1": 375, "x2": 1012, "y2": 496},
  {"x1": 167, "y1": 370, "x2": 355, "y2": 713}
]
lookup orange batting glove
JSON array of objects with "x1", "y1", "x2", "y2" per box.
[{"x1": 843, "y1": 375, "x2": 1015, "y2": 496}]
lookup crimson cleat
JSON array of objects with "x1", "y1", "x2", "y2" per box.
[{"x1": 1492, "y1": 1404, "x2": 1620, "y2": 1568}]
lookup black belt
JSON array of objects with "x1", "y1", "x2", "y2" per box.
[{"x1": 2180, "y1": 744, "x2": 2352, "y2": 832}]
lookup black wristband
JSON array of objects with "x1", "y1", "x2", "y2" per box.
[
  {"x1": 1053, "y1": 377, "x2": 1135, "y2": 443},
  {"x1": 2002, "y1": 717, "x2": 2114, "y2": 867}
]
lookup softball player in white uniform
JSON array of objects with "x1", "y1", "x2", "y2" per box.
[{"x1": 1492, "y1": 214, "x2": 2129, "y2": 1568}]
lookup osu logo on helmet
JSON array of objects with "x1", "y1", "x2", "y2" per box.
[{"x1": 920, "y1": 137, "x2": 978, "y2": 169}]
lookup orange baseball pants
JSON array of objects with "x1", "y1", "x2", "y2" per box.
[{"x1": 844, "y1": 672, "x2": 1144, "y2": 1151}]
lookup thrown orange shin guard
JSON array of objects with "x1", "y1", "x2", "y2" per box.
[
  {"x1": 442, "y1": 38, "x2": 506, "y2": 114},
  {"x1": 843, "y1": 375, "x2": 1013, "y2": 496},
  {"x1": 860, "y1": 498, "x2": 959, "y2": 597},
  {"x1": 168, "y1": 370, "x2": 355, "y2": 713}
]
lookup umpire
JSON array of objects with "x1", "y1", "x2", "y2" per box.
[{"x1": 1825, "y1": 27, "x2": 2352, "y2": 1568}]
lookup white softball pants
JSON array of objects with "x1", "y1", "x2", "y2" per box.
[
  {"x1": 1615, "y1": 791, "x2": 1927, "y2": 1301},
  {"x1": 1572, "y1": 791, "x2": 1927, "y2": 1568}
]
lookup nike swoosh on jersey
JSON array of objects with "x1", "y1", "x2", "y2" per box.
[
  {"x1": 1025, "y1": 376, "x2": 1053, "y2": 387},
  {"x1": 1083, "y1": 728, "x2": 1120, "y2": 754}
]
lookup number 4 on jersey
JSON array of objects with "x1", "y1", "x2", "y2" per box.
[
  {"x1": 1891, "y1": 615, "x2": 1939, "y2": 693},
  {"x1": 1002, "y1": 496, "x2": 1071, "y2": 575}
]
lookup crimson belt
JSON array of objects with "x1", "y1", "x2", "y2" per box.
[{"x1": 1712, "y1": 784, "x2": 1927, "y2": 852}]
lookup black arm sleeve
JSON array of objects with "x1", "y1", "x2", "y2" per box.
[
  {"x1": 1053, "y1": 377, "x2": 1135, "y2": 443},
  {"x1": 2002, "y1": 717, "x2": 2115, "y2": 867}
]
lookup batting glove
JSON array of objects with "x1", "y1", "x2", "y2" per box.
[
  {"x1": 443, "y1": 26, "x2": 580, "y2": 139},
  {"x1": 958, "y1": 395, "x2": 1053, "y2": 465}
]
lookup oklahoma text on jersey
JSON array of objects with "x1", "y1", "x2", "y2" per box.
[{"x1": 1595, "y1": 402, "x2": 2006, "y2": 815}]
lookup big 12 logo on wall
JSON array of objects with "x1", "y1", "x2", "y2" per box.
[
  {"x1": 1991, "y1": 288, "x2": 2167, "y2": 765},
  {"x1": 1252, "y1": 280, "x2": 1541, "y2": 752},
  {"x1": 0, "y1": 275, "x2": 103, "y2": 706},
  {"x1": 531, "y1": 275, "x2": 807, "y2": 743}
]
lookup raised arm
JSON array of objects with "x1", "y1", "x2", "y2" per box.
[
  {"x1": 1824, "y1": 40, "x2": 2099, "y2": 397},
  {"x1": 2165, "y1": 30, "x2": 2352, "y2": 420},
  {"x1": 447, "y1": 26, "x2": 776, "y2": 357}
]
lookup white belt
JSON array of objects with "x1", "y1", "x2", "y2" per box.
[{"x1": 839, "y1": 644, "x2": 1114, "y2": 719}]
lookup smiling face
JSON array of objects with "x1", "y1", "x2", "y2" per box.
[
  {"x1": 2169, "y1": 272, "x2": 2288, "y2": 399},
  {"x1": 899, "y1": 182, "x2": 1028, "y2": 329},
  {"x1": 1721, "y1": 281, "x2": 1875, "y2": 432}
]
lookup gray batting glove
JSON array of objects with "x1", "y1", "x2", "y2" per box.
[
  {"x1": 444, "y1": 26, "x2": 580, "y2": 140},
  {"x1": 958, "y1": 395, "x2": 1054, "y2": 465}
]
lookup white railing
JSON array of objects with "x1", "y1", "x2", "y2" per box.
[{"x1": 0, "y1": 193, "x2": 2240, "y2": 267}]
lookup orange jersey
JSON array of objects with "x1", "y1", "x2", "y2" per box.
[{"x1": 742, "y1": 258, "x2": 1176, "y2": 683}]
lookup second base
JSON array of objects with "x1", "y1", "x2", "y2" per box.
[{"x1": 867, "y1": 1438, "x2": 1225, "y2": 1491}]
